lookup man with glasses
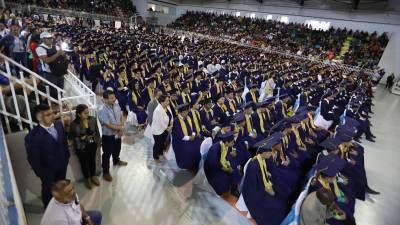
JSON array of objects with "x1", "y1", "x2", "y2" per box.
[
  {"x1": 25, "y1": 104, "x2": 70, "y2": 207},
  {"x1": 41, "y1": 180, "x2": 102, "y2": 225}
]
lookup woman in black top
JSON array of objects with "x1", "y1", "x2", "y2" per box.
[{"x1": 69, "y1": 104, "x2": 101, "y2": 189}]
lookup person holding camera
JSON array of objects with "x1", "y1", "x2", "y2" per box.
[
  {"x1": 69, "y1": 104, "x2": 101, "y2": 189},
  {"x1": 36, "y1": 32, "x2": 69, "y2": 98}
]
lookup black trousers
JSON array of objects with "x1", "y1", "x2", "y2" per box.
[
  {"x1": 101, "y1": 135, "x2": 121, "y2": 173},
  {"x1": 40, "y1": 168, "x2": 67, "y2": 208},
  {"x1": 153, "y1": 131, "x2": 168, "y2": 160},
  {"x1": 76, "y1": 143, "x2": 97, "y2": 179}
]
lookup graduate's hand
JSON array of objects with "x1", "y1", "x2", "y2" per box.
[
  {"x1": 350, "y1": 150, "x2": 358, "y2": 156},
  {"x1": 282, "y1": 160, "x2": 290, "y2": 166},
  {"x1": 350, "y1": 160, "x2": 356, "y2": 166},
  {"x1": 167, "y1": 125, "x2": 173, "y2": 132}
]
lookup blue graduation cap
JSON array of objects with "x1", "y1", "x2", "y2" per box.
[
  {"x1": 243, "y1": 101, "x2": 254, "y2": 109},
  {"x1": 319, "y1": 138, "x2": 338, "y2": 151},
  {"x1": 177, "y1": 103, "x2": 190, "y2": 113},
  {"x1": 220, "y1": 131, "x2": 235, "y2": 142},
  {"x1": 233, "y1": 112, "x2": 245, "y2": 123},
  {"x1": 316, "y1": 154, "x2": 346, "y2": 177},
  {"x1": 258, "y1": 132, "x2": 283, "y2": 152}
]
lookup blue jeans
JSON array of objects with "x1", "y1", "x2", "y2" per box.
[{"x1": 85, "y1": 211, "x2": 102, "y2": 225}]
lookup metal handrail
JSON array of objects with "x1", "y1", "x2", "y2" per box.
[{"x1": 0, "y1": 53, "x2": 96, "y2": 133}]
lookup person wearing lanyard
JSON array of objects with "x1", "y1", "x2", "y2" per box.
[
  {"x1": 98, "y1": 90, "x2": 128, "y2": 182},
  {"x1": 151, "y1": 94, "x2": 173, "y2": 163}
]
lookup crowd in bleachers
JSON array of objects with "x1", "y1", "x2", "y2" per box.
[
  {"x1": 9, "y1": 0, "x2": 136, "y2": 17},
  {"x1": 0, "y1": 8, "x2": 384, "y2": 225},
  {"x1": 170, "y1": 11, "x2": 389, "y2": 70}
]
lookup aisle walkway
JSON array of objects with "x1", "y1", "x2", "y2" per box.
[{"x1": 25, "y1": 86, "x2": 400, "y2": 225}]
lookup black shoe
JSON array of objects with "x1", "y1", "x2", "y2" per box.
[
  {"x1": 371, "y1": 134, "x2": 376, "y2": 138},
  {"x1": 366, "y1": 186, "x2": 380, "y2": 195},
  {"x1": 354, "y1": 138, "x2": 362, "y2": 143},
  {"x1": 369, "y1": 111, "x2": 374, "y2": 114},
  {"x1": 366, "y1": 137, "x2": 375, "y2": 143}
]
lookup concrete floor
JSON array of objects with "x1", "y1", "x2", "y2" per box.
[{"x1": 25, "y1": 86, "x2": 400, "y2": 225}]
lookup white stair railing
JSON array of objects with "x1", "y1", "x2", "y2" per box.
[{"x1": 0, "y1": 53, "x2": 96, "y2": 134}]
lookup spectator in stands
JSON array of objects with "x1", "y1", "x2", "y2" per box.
[
  {"x1": 97, "y1": 90, "x2": 127, "y2": 182},
  {"x1": 27, "y1": 27, "x2": 41, "y2": 74},
  {"x1": 36, "y1": 32, "x2": 68, "y2": 98},
  {"x1": 0, "y1": 22, "x2": 9, "y2": 38},
  {"x1": 41, "y1": 179, "x2": 102, "y2": 225},
  {"x1": 25, "y1": 104, "x2": 70, "y2": 207},
  {"x1": 69, "y1": 104, "x2": 101, "y2": 190},
  {"x1": 300, "y1": 188, "x2": 341, "y2": 225},
  {"x1": 0, "y1": 24, "x2": 28, "y2": 75}
]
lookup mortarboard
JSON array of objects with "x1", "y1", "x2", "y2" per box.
[
  {"x1": 316, "y1": 154, "x2": 346, "y2": 177},
  {"x1": 177, "y1": 103, "x2": 190, "y2": 113},
  {"x1": 243, "y1": 101, "x2": 253, "y2": 109},
  {"x1": 319, "y1": 138, "x2": 339, "y2": 151},
  {"x1": 233, "y1": 112, "x2": 245, "y2": 123},
  {"x1": 220, "y1": 131, "x2": 235, "y2": 142},
  {"x1": 257, "y1": 132, "x2": 283, "y2": 152}
]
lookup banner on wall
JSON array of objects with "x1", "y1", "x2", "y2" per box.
[
  {"x1": 94, "y1": 20, "x2": 101, "y2": 27},
  {"x1": 115, "y1": 21, "x2": 121, "y2": 29}
]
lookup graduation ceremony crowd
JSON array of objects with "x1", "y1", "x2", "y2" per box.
[
  {"x1": 170, "y1": 11, "x2": 389, "y2": 70},
  {"x1": 10, "y1": 0, "x2": 137, "y2": 17},
  {"x1": 0, "y1": 7, "x2": 384, "y2": 225}
]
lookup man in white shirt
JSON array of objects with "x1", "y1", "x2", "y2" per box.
[
  {"x1": 36, "y1": 32, "x2": 67, "y2": 98},
  {"x1": 41, "y1": 180, "x2": 102, "y2": 225}
]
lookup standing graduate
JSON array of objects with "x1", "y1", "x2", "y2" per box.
[
  {"x1": 204, "y1": 131, "x2": 241, "y2": 197},
  {"x1": 171, "y1": 103, "x2": 202, "y2": 171}
]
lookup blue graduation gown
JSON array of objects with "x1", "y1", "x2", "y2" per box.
[
  {"x1": 199, "y1": 109, "x2": 216, "y2": 135},
  {"x1": 242, "y1": 159, "x2": 288, "y2": 225},
  {"x1": 234, "y1": 128, "x2": 251, "y2": 168},
  {"x1": 204, "y1": 142, "x2": 241, "y2": 195},
  {"x1": 213, "y1": 104, "x2": 229, "y2": 124},
  {"x1": 251, "y1": 112, "x2": 268, "y2": 139},
  {"x1": 127, "y1": 90, "x2": 147, "y2": 124},
  {"x1": 171, "y1": 118, "x2": 201, "y2": 170}
]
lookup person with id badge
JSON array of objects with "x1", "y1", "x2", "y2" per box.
[{"x1": 98, "y1": 90, "x2": 128, "y2": 182}]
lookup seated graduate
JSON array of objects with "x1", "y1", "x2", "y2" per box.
[
  {"x1": 251, "y1": 101, "x2": 270, "y2": 139},
  {"x1": 225, "y1": 88, "x2": 239, "y2": 116},
  {"x1": 188, "y1": 94, "x2": 204, "y2": 139},
  {"x1": 171, "y1": 103, "x2": 202, "y2": 171},
  {"x1": 309, "y1": 148, "x2": 355, "y2": 225},
  {"x1": 210, "y1": 76, "x2": 225, "y2": 102},
  {"x1": 245, "y1": 83, "x2": 259, "y2": 104},
  {"x1": 127, "y1": 81, "x2": 147, "y2": 125},
  {"x1": 204, "y1": 131, "x2": 241, "y2": 197},
  {"x1": 214, "y1": 118, "x2": 233, "y2": 143},
  {"x1": 141, "y1": 77, "x2": 156, "y2": 107},
  {"x1": 243, "y1": 102, "x2": 259, "y2": 152},
  {"x1": 274, "y1": 94, "x2": 290, "y2": 121},
  {"x1": 332, "y1": 123, "x2": 379, "y2": 201},
  {"x1": 177, "y1": 82, "x2": 192, "y2": 104},
  {"x1": 213, "y1": 93, "x2": 230, "y2": 124},
  {"x1": 168, "y1": 88, "x2": 179, "y2": 118},
  {"x1": 232, "y1": 112, "x2": 252, "y2": 170},
  {"x1": 242, "y1": 132, "x2": 290, "y2": 225},
  {"x1": 234, "y1": 87, "x2": 244, "y2": 109},
  {"x1": 345, "y1": 103, "x2": 376, "y2": 143},
  {"x1": 199, "y1": 98, "x2": 217, "y2": 137}
]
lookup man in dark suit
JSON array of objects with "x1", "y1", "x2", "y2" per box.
[{"x1": 25, "y1": 104, "x2": 70, "y2": 208}]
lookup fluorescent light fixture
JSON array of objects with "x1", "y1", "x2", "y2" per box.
[
  {"x1": 235, "y1": 11, "x2": 241, "y2": 17},
  {"x1": 266, "y1": 15, "x2": 273, "y2": 20}
]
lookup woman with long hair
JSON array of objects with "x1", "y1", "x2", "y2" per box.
[{"x1": 69, "y1": 104, "x2": 101, "y2": 189}]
